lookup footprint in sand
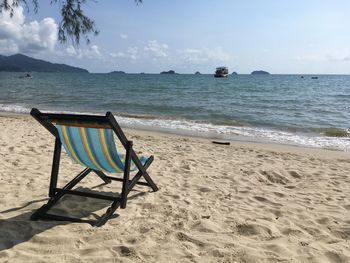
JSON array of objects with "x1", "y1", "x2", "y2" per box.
[
  {"x1": 281, "y1": 228, "x2": 303, "y2": 236},
  {"x1": 285, "y1": 185, "x2": 296, "y2": 189},
  {"x1": 342, "y1": 204, "x2": 350, "y2": 210},
  {"x1": 182, "y1": 164, "x2": 191, "y2": 171},
  {"x1": 198, "y1": 186, "x2": 211, "y2": 193},
  {"x1": 288, "y1": 170, "x2": 302, "y2": 179},
  {"x1": 176, "y1": 232, "x2": 205, "y2": 247},
  {"x1": 273, "y1": 192, "x2": 286, "y2": 198},
  {"x1": 236, "y1": 223, "x2": 272, "y2": 237},
  {"x1": 260, "y1": 170, "x2": 290, "y2": 185},
  {"x1": 254, "y1": 196, "x2": 269, "y2": 202},
  {"x1": 316, "y1": 217, "x2": 330, "y2": 225},
  {"x1": 325, "y1": 251, "x2": 349, "y2": 263},
  {"x1": 139, "y1": 226, "x2": 150, "y2": 234},
  {"x1": 254, "y1": 196, "x2": 282, "y2": 207},
  {"x1": 12, "y1": 159, "x2": 20, "y2": 166},
  {"x1": 112, "y1": 246, "x2": 137, "y2": 257}
]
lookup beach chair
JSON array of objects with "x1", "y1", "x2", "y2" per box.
[{"x1": 30, "y1": 108, "x2": 158, "y2": 227}]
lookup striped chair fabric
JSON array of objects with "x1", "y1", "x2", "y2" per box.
[{"x1": 56, "y1": 125, "x2": 148, "y2": 174}]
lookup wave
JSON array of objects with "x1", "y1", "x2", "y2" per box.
[
  {"x1": 0, "y1": 104, "x2": 30, "y2": 113},
  {"x1": 312, "y1": 127, "x2": 350, "y2": 137},
  {"x1": 115, "y1": 114, "x2": 350, "y2": 152},
  {"x1": 1, "y1": 104, "x2": 349, "y2": 151}
]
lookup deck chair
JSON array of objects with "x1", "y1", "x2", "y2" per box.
[{"x1": 30, "y1": 108, "x2": 158, "y2": 227}]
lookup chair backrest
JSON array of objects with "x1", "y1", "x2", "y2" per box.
[
  {"x1": 56, "y1": 125, "x2": 125, "y2": 173},
  {"x1": 30, "y1": 108, "x2": 134, "y2": 174},
  {"x1": 30, "y1": 108, "x2": 128, "y2": 146}
]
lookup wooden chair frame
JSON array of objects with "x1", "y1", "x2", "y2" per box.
[{"x1": 30, "y1": 108, "x2": 158, "y2": 227}]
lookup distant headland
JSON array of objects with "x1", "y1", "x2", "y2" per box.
[
  {"x1": 160, "y1": 70, "x2": 177, "y2": 74},
  {"x1": 0, "y1": 54, "x2": 88, "y2": 73},
  {"x1": 251, "y1": 70, "x2": 270, "y2": 75},
  {"x1": 109, "y1": 71, "x2": 126, "y2": 74}
]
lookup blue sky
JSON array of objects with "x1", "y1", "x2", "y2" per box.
[{"x1": 1, "y1": 0, "x2": 350, "y2": 73}]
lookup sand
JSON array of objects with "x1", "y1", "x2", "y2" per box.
[{"x1": 0, "y1": 113, "x2": 350, "y2": 263}]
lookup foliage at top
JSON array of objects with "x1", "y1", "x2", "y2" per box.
[{"x1": 0, "y1": 0, "x2": 142, "y2": 45}]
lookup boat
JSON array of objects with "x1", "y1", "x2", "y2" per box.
[
  {"x1": 214, "y1": 67, "x2": 229, "y2": 78},
  {"x1": 19, "y1": 73, "x2": 32, "y2": 79}
]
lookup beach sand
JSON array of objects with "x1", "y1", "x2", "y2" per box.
[{"x1": 0, "y1": 113, "x2": 350, "y2": 262}]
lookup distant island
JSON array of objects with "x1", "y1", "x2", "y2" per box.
[
  {"x1": 195, "y1": 71, "x2": 201, "y2": 75},
  {"x1": 109, "y1": 71, "x2": 126, "y2": 74},
  {"x1": 251, "y1": 70, "x2": 270, "y2": 75},
  {"x1": 231, "y1": 72, "x2": 238, "y2": 75},
  {"x1": 160, "y1": 70, "x2": 176, "y2": 74},
  {"x1": 0, "y1": 54, "x2": 88, "y2": 73}
]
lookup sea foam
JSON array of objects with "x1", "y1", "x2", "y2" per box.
[
  {"x1": 1, "y1": 104, "x2": 349, "y2": 152},
  {"x1": 115, "y1": 114, "x2": 350, "y2": 152},
  {"x1": 0, "y1": 104, "x2": 30, "y2": 114}
]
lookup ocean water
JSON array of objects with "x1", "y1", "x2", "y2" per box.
[{"x1": 0, "y1": 72, "x2": 349, "y2": 151}]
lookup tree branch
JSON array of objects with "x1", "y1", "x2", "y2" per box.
[{"x1": 0, "y1": 0, "x2": 142, "y2": 45}]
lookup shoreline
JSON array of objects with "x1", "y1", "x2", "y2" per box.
[
  {"x1": 0, "y1": 107, "x2": 349, "y2": 152},
  {"x1": 1, "y1": 111, "x2": 349, "y2": 158},
  {"x1": 0, "y1": 109, "x2": 350, "y2": 152}
]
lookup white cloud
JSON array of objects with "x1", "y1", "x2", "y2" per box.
[
  {"x1": 325, "y1": 53, "x2": 350, "y2": 62},
  {"x1": 0, "y1": 3, "x2": 24, "y2": 40},
  {"x1": 0, "y1": 3, "x2": 58, "y2": 54},
  {"x1": 144, "y1": 40, "x2": 168, "y2": 58},
  {"x1": 295, "y1": 51, "x2": 350, "y2": 63},
  {"x1": 120, "y1": 34, "x2": 128, "y2": 39},
  {"x1": 65, "y1": 45, "x2": 78, "y2": 56},
  {"x1": 90, "y1": 45, "x2": 101, "y2": 56},
  {"x1": 110, "y1": 46, "x2": 138, "y2": 60},
  {"x1": 20, "y1": 18, "x2": 58, "y2": 52},
  {"x1": 65, "y1": 44, "x2": 102, "y2": 59},
  {"x1": 107, "y1": 43, "x2": 235, "y2": 72},
  {"x1": 294, "y1": 54, "x2": 325, "y2": 62},
  {"x1": 179, "y1": 47, "x2": 233, "y2": 64},
  {"x1": 0, "y1": 39, "x2": 19, "y2": 53}
]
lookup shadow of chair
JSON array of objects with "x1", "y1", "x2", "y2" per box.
[{"x1": 0, "y1": 186, "x2": 145, "y2": 251}]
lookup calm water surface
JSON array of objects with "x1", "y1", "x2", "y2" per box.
[{"x1": 0, "y1": 72, "x2": 349, "y2": 150}]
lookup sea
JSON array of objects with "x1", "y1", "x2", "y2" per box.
[{"x1": 0, "y1": 72, "x2": 349, "y2": 151}]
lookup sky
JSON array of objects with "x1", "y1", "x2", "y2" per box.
[{"x1": 0, "y1": 0, "x2": 350, "y2": 74}]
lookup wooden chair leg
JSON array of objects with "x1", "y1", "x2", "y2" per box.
[
  {"x1": 94, "y1": 170, "x2": 112, "y2": 184},
  {"x1": 120, "y1": 141, "x2": 132, "y2": 209},
  {"x1": 94, "y1": 200, "x2": 120, "y2": 227},
  {"x1": 139, "y1": 156, "x2": 158, "y2": 192},
  {"x1": 49, "y1": 138, "x2": 61, "y2": 197},
  {"x1": 127, "y1": 156, "x2": 158, "y2": 194}
]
